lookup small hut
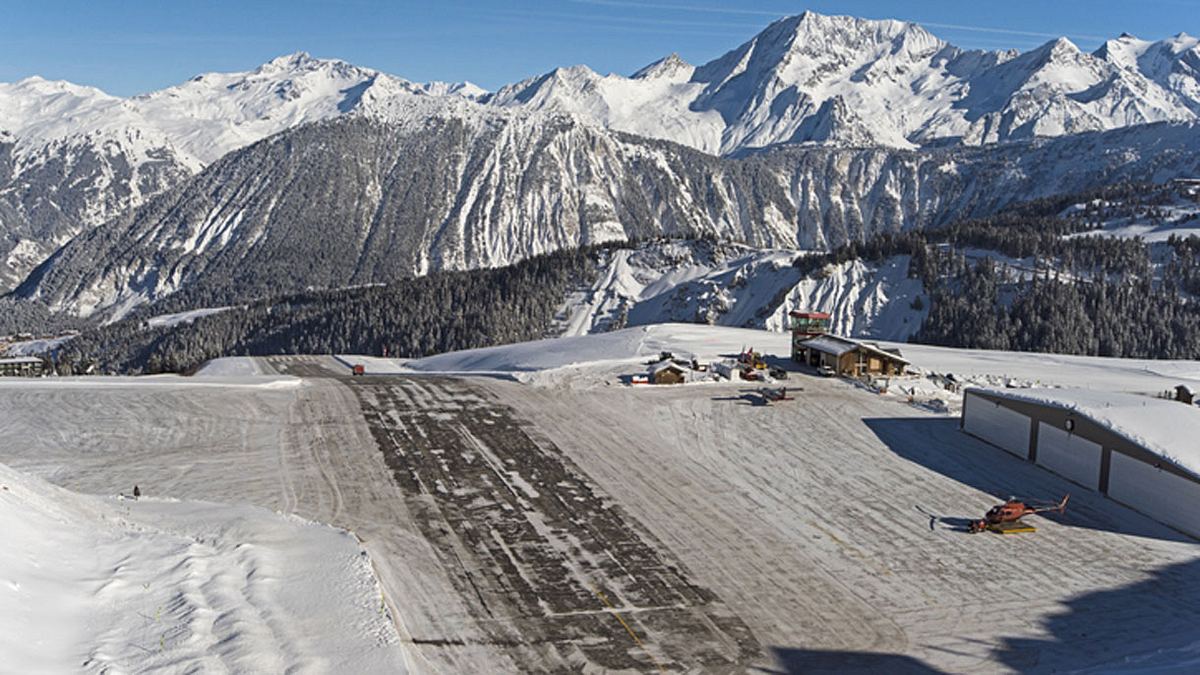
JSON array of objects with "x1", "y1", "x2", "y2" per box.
[
  {"x1": 1176, "y1": 384, "x2": 1196, "y2": 405},
  {"x1": 649, "y1": 359, "x2": 687, "y2": 385}
]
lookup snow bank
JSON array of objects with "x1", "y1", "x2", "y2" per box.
[
  {"x1": 974, "y1": 387, "x2": 1200, "y2": 478},
  {"x1": 0, "y1": 461, "x2": 406, "y2": 672},
  {"x1": 406, "y1": 324, "x2": 790, "y2": 378},
  {"x1": 0, "y1": 373, "x2": 300, "y2": 390},
  {"x1": 891, "y1": 342, "x2": 1200, "y2": 393},
  {"x1": 194, "y1": 357, "x2": 262, "y2": 377}
]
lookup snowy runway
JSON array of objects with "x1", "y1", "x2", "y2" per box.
[{"x1": 3, "y1": 351, "x2": 1200, "y2": 672}]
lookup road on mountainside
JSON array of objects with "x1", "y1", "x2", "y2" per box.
[{"x1": 265, "y1": 357, "x2": 760, "y2": 672}]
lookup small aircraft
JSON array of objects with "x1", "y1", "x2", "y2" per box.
[
  {"x1": 969, "y1": 494, "x2": 1070, "y2": 534},
  {"x1": 759, "y1": 386, "x2": 795, "y2": 403}
]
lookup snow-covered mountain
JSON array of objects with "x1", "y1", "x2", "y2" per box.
[
  {"x1": 5, "y1": 11, "x2": 1200, "y2": 309},
  {"x1": 15, "y1": 113, "x2": 1200, "y2": 321},
  {"x1": 488, "y1": 12, "x2": 1200, "y2": 153},
  {"x1": 0, "y1": 51, "x2": 484, "y2": 171},
  {"x1": 0, "y1": 52, "x2": 484, "y2": 291}
]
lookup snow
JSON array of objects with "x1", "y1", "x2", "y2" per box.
[
  {"x1": 769, "y1": 255, "x2": 927, "y2": 339},
  {"x1": 1062, "y1": 180, "x2": 1200, "y2": 242},
  {"x1": 0, "y1": 372, "x2": 300, "y2": 391},
  {"x1": 194, "y1": 357, "x2": 263, "y2": 377},
  {"x1": 801, "y1": 334, "x2": 858, "y2": 357},
  {"x1": 6, "y1": 9, "x2": 1191, "y2": 201},
  {"x1": 145, "y1": 306, "x2": 232, "y2": 330},
  {"x1": 491, "y1": 11, "x2": 1200, "y2": 152},
  {"x1": 0, "y1": 460, "x2": 406, "y2": 673},
  {"x1": 556, "y1": 241, "x2": 808, "y2": 336},
  {"x1": 382, "y1": 323, "x2": 1200, "y2": 393},
  {"x1": 891, "y1": 341, "x2": 1200, "y2": 393},
  {"x1": 2, "y1": 337, "x2": 71, "y2": 357},
  {"x1": 972, "y1": 387, "x2": 1200, "y2": 479},
  {"x1": 0, "y1": 51, "x2": 487, "y2": 172},
  {"x1": 3, "y1": 345, "x2": 1200, "y2": 671}
]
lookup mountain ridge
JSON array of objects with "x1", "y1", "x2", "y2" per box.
[{"x1": 5, "y1": 11, "x2": 1200, "y2": 307}]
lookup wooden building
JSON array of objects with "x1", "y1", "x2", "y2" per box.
[
  {"x1": 649, "y1": 359, "x2": 687, "y2": 384},
  {"x1": 796, "y1": 335, "x2": 909, "y2": 376},
  {"x1": 0, "y1": 357, "x2": 44, "y2": 377},
  {"x1": 1176, "y1": 385, "x2": 1195, "y2": 405}
]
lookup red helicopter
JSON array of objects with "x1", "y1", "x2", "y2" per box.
[{"x1": 969, "y1": 494, "x2": 1070, "y2": 534}]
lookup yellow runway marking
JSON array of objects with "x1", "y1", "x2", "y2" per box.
[{"x1": 592, "y1": 585, "x2": 669, "y2": 674}]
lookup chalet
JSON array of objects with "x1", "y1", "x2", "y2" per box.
[
  {"x1": 649, "y1": 359, "x2": 687, "y2": 385},
  {"x1": 789, "y1": 310, "x2": 831, "y2": 362},
  {"x1": 1177, "y1": 385, "x2": 1196, "y2": 406},
  {"x1": 0, "y1": 357, "x2": 44, "y2": 377},
  {"x1": 796, "y1": 335, "x2": 909, "y2": 377}
]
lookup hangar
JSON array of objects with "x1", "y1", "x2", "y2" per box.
[{"x1": 962, "y1": 387, "x2": 1200, "y2": 539}]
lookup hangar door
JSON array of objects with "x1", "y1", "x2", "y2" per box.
[
  {"x1": 963, "y1": 394, "x2": 1031, "y2": 458},
  {"x1": 1036, "y1": 423, "x2": 1102, "y2": 490},
  {"x1": 1107, "y1": 453, "x2": 1200, "y2": 539}
]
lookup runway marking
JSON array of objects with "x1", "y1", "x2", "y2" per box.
[{"x1": 592, "y1": 584, "x2": 668, "y2": 675}]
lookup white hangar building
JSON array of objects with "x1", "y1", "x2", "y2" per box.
[{"x1": 962, "y1": 387, "x2": 1200, "y2": 539}]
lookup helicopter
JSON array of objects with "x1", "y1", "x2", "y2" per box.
[{"x1": 969, "y1": 494, "x2": 1070, "y2": 534}]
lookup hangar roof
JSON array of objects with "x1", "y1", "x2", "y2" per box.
[{"x1": 971, "y1": 387, "x2": 1200, "y2": 480}]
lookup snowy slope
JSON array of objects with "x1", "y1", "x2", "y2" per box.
[
  {"x1": 0, "y1": 460, "x2": 406, "y2": 672},
  {"x1": 559, "y1": 241, "x2": 804, "y2": 335},
  {"x1": 559, "y1": 243, "x2": 927, "y2": 340},
  {"x1": 767, "y1": 255, "x2": 927, "y2": 340},
  {"x1": 145, "y1": 306, "x2": 233, "y2": 330},
  {"x1": 1061, "y1": 181, "x2": 1200, "y2": 242},
  {"x1": 0, "y1": 53, "x2": 484, "y2": 291},
  {"x1": 20, "y1": 117, "x2": 1200, "y2": 321},
  {"x1": 7, "y1": 11, "x2": 1200, "y2": 304}
]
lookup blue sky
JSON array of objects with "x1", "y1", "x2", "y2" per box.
[{"x1": 3, "y1": 1, "x2": 1198, "y2": 95}]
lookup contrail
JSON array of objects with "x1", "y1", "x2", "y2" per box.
[{"x1": 567, "y1": 0, "x2": 1108, "y2": 44}]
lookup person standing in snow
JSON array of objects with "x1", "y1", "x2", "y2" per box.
[{"x1": 132, "y1": 485, "x2": 141, "y2": 499}]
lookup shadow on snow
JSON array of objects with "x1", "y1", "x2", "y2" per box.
[
  {"x1": 761, "y1": 558, "x2": 1200, "y2": 672},
  {"x1": 862, "y1": 416, "x2": 1196, "y2": 544}
]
